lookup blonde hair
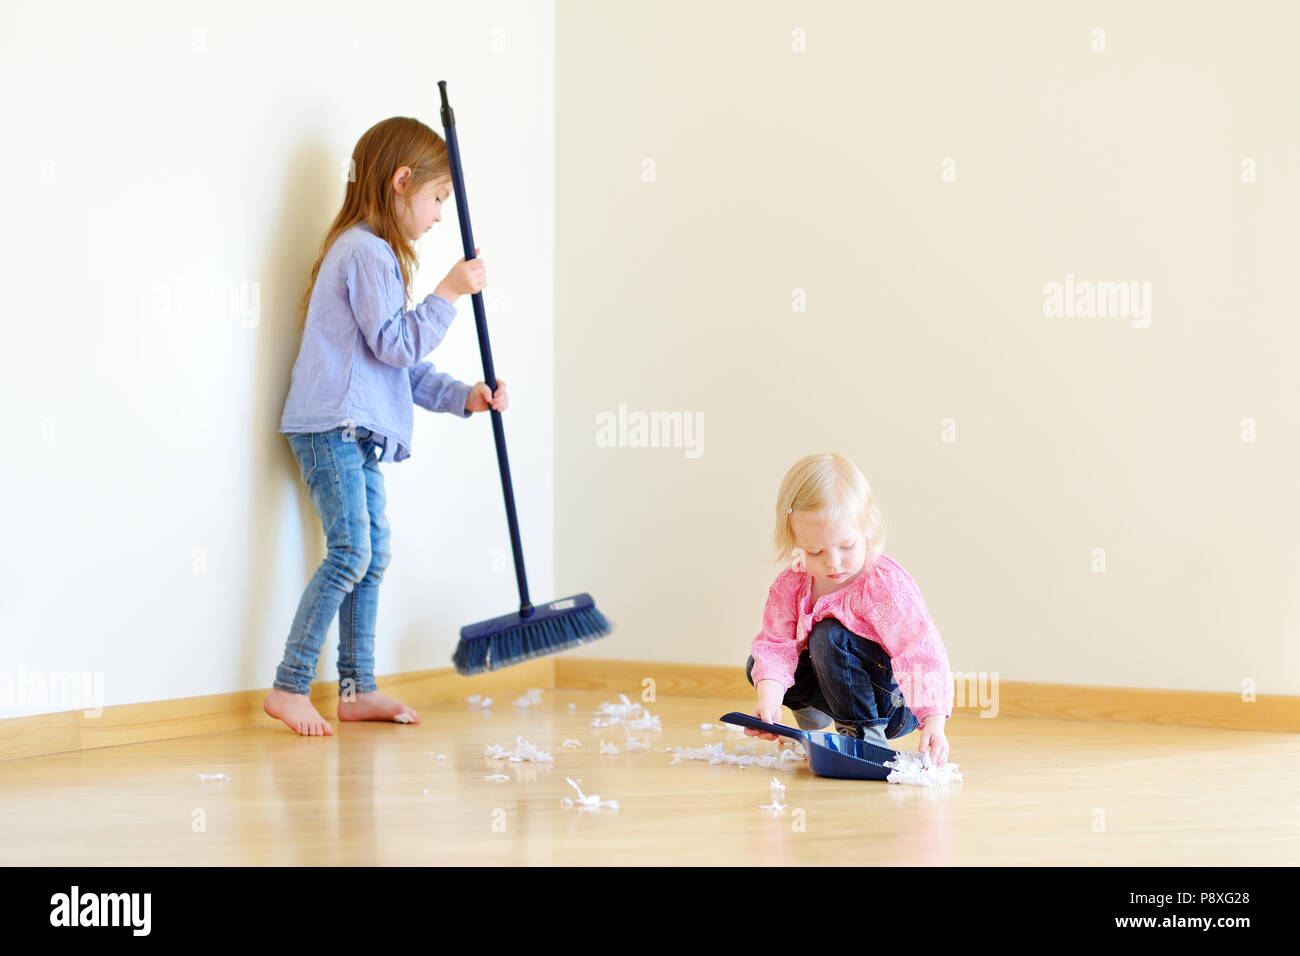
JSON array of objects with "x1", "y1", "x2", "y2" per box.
[
  {"x1": 770, "y1": 453, "x2": 886, "y2": 570},
  {"x1": 296, "y1": 116, "x2": 451, "y2": 331}
]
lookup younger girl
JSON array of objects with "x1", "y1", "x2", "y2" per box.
[
  {"x1": 745, "y1": 453, "x2": 953, "y2": 766},
  {"x1": 266, "y1": 116, "x2": 508, "y2": 736}
]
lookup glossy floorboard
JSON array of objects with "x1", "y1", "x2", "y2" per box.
[{"x1": 2, "y1": 688, "x2": 1295, "y2": 865}]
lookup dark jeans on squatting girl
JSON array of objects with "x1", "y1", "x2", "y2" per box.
[
  {"x1": 746, "y1": 617, "x2": 921, "y2": 747},
  {"x1": 276, "y1": 425, "x2": 391, "y2": 697}
]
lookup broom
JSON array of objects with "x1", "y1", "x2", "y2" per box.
[{"x1": 439, "y1": 80, "x2": 611, "y2": 675}]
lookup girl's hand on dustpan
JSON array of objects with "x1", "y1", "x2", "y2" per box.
[
  {"x1": 745, "y1": 700, "x2": 783, "y2": 741},
  {"x1": 466, "y1": 379, "x2": 508, "y2": 413},
  {"x1": 918, "y1": 717, "x2": 949, "y2": 767}
]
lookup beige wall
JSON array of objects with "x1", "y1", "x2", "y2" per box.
[{"x1": 555, "y1": 0, "x2": 1299, "y2": 696}]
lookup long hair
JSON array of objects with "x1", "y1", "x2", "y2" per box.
[
  {"x1": 297, "y1": 117, "x2": 450, "y2": 331},
  {"x1": 770, "y1": 453, "x2": 887, "y2": 571}
]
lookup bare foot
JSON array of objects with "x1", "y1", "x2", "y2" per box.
[
  {"x1": 264, "y1": 689, "x2": 335, "y2": 736},
  {"x1": 337, "y1": 691, "x2": 421, "y2": 724}
]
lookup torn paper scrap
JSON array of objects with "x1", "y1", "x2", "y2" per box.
[
  {"x1": 485, "y1": 736, "x2": 554, "y2": 763},
  {"x1": 700, "y1": 723, "x2": 716, "y2": 731},
  {"x1": 514, "y1": 687, "x2": 545, "y2": 707},
  {"x1": 623, "y1": 734, "x2": 651, "y2": 751},
  {"x1": 758, "y1": 799, "x2": 787, "y2": 815},
  {"x1": 594, "y1": 693, "x2": 640, "y2": 718},
  {"x1": 591, "y1": 693, "x2": 640, "y2": 727},
  {"x1": 393, "y1": 712, "x2": 415, "y2": 723},
  {"x1": 467, "y1": 695, "x2": 493, "y2": 708},
  {"x1": 195, "y1": 773, "x2": 230, "y2": 782},
  {"x1": 562, "y1": 739, "x2": 584, "y2": 749},
  {"x1": 667, "y1": 742, "x2": 801, "y2": 770},
  {"x1": 599, "y1": 740, "x2": 620, "y2": 754},
  {"x1": 485, "y1": 774, "x2": 510, "y2": 782},
  {"x1": 623, "y1": 711, "x2": 662, "y2": 731},
  {"x1": 590, "y1": 693, "x2": 659, "y2": 730},
  {"x1": 423, "y1": 752, "x2": 447, "y2": 760},
  {"x1": 559, "y1": 776, "x2": 619, "y2": 811},
  {"x1": 769, "y1": 776, "x2": 786, "y2": 795},
  {"x1": 883, "y1": 751, "x2": 963, "y2": 787}
]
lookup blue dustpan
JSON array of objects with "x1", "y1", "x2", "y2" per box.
[{"x1": 719, "y1": 712, "x2": 898, "y2": 781}]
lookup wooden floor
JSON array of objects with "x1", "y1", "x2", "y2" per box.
[{"x1": 2, "y1": 687, "x2": 1296, "y2": 865}]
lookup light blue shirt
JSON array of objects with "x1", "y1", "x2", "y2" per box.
[{"x1": 279, "y1": 220, "x2": 472, "y2": 463}]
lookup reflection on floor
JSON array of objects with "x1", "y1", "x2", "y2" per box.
[{"x1": 2, "y1": 687, "x2": 1295, "y2": 865}]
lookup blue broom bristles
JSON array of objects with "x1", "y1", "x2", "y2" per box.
[{"x1": 453, "y1": 594, "x2": 611, "y2": 675}]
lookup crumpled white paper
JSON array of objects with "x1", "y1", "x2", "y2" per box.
[
  {"x1": 559, "y1": 777, "x2": 619, "y2": 811},
  {"x1": 591, "y1": 693, "x2": 662, "y2": 731},
  {"x1": 485, "y1": 735, "x2": 554, "y2": 763},
  {"x1": 599, "y1": 740, "x2": 620, "y2": 754},
  {"x1": 622, "y1": 728, "x2": 651, "y2": 751},
  {"x1": 467, "y1": 695, "x2": 493, "y2": 708},
  {"x1": 668, "y1": 742, "x2": 803, "y2": 770},
  {"x1": 561, "y1": 739, "x2": 584, "y2": 749},
  {"x1": 769, "y1": 776, "x2": 786, "y2": 795},
  {"x1": 883, "y1": 751, "x2": 963, "y2": 787},
  {"x1": 593, "y1": 694, "x2": 640, "y2": 722},
  {"x1": 700, "y1": 723, "x2": 716, "y2": 731},
  {"x1": 513, "y1": 688, "x2": 545, "y2": 707}
]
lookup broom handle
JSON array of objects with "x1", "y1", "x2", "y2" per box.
[{"x1": 439, "y1": 80, "x2": 534, "y2": 618}]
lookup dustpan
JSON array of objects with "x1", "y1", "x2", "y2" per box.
[{"x1": 719, "y1": 711, "x2": 898, "y2": 781}]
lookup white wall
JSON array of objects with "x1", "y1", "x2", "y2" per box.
[
  {"x1": 0, "y1": 0, "x2": 556, "y2": 717},
  {"x1": 554, "y1": 0, "x2": 1300, "y2": 697},
  {"x1": 5, "y1": 0, "x2": 1297, "y2": 724}
]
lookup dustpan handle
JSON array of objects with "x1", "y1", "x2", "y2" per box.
[
  {"x1": 439, "y1": 80, "x2": 533, "y2": 618},
  {"x1": 718, "y1": 712, "x2": 810, "y2": 744}
]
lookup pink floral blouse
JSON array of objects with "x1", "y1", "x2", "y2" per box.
[{"x1": 750, "y1": 553, "x2": 954, "y2": 722}]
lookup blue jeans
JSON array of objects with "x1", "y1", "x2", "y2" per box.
[
  {"x1": 745, "y1": 616, "x2": 920, "y2": 740},
  {"x1": 276, "y1": 426, "x2": 390, "y2": 696}
]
